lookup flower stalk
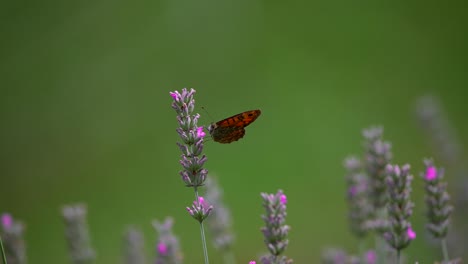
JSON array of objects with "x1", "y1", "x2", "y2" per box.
[
  {"x1": 170, "y1": 88, "x2": 210, "y2": 264},
  {"x1": 422, "y1": 159, "x2": 454, "y2": 262}
]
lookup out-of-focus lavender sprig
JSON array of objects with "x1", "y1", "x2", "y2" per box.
[
  {"x1": 422, "y1": 159, "x2": 454, "y2": 262},
  {"x1": 1, "y1": 213, "x2": 27, "y2": 264},
  {"x1": 321, "y1": 248, "x2": 348, "y2": 264},
  {"x1": 170, "y1": 88, "x2": 208, "y2": 188},
  {"x1": 344, "y1": 156, "x2": 373, "y2": 238},
  {"x1": 363, "y1": 126, "x2": 393, "y2": 209},
  {"x1": 260, "y1": 190, "x2": 292, "y2": 264},
  {"x1": 187, "y1": 197, "x2": 213, "y2": 223},
  {"x1": 153, "y1": 217, "x2": 182, "y2": 264},
  {"x1": 62, "y1": 204, "x2": 96, "y2": 264},
  {"x1": 384, "y1": 164, "x2": 415, "y2": 254},
  {"x1": 321, "y1": 248, "x2": 377, "y2": 264},
  {"x1": 204, "y1": 177, "x2": 235, "y2": 251},
  {"x1": 415, "y1": 95, "x2": 462, "y2": 165},
  {"x1": 123, "y1": 227, "x2": 146, "y2": 264},
  {"x1": 415, "y1": 95, "x2": 468, "y2": 259}
]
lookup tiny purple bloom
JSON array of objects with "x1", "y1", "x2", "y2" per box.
[
  {"x1": 1, "y1": 213, "x2": 13, "y2": 229},
  {"x1": 198, "y1": 196, "x2": 205, "y2": 205},
  {"x1": 169, "y1": 92, "x2": 178, "y2": 100},
  {"x1": 157, "y1": 242, "x2": 168, "y2": 255},
  {"x1": 407, "y1": 227, "x2": 416, "y2": 240},
  {"x1": 365, "y1": 250, "x2": 376, "y2": 264},
  {"x1": 425, "y1": 166, "x2": 437, "y2": 181},
  {"x1": 280, "y1": 194, "x2": 287, "y2": 205},
  {"x1": 348, "y1": 186, "x2": 357, "y2": 197},
  {"x1": 249, "y1": 261, "x2": 256, "y2": 264},
  {"x1": 196, "y1": 127, "x2": 206, "y2": 138}
]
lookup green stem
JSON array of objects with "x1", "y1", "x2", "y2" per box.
[
  {"x1": 0, "y1": 235, "x2": 7, "y2": 264},
  {"x1": 441, "y1": 239, "x2": 449, "y2": 262},
  {"x1": 194, "y1": 188, "x2": 210, "y2": 264},
  {"x1": 396, "y1": 249, "x2": 400, "y2": 264}
]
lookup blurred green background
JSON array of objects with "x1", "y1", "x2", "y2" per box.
[{"x1": 1, "y1": 0, "x2": 467, "y2": 263}]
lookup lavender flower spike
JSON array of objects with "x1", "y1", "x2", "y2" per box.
[
  {"x1": 153, "y1": 217, "x2": 182, "y2": 264},
  {"x1": 123, "y1": 227, "x2": 146, "y2": 264},
  {"x1": 422, "y1": 159, "x2": 454, "y2": 239},
  {"x1": 363, "y1": 126, "x2": 393, "y2": 209},
  {"x1": 62, "y1": 204, "x2": 96, "y2": 264},
  {"x1": 344, "y1": 156, "x2": 373, "y2": 238},
  {"x1": 422, "y1": 159, "x2": 454, "y2": 262},
  {"x1": 205, "y1": 177, "x2": 235, "y2": 251},
  {"x1": 170, "y1": 88, "x2": 208, "y2": 188},
  {"x1": 384, "y1": 164, "x2": 415, "y2": 251},
  {"x1": 260, "y1": 190, "x2": 293, "y2": 264},
  {"x1": 1, "y1": 213, "x2": 27, "y2": 264}
]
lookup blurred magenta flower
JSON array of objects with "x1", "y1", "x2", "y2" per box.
[
  {"x1": 407, "y1": 227, "x2": 416, "y2": 240},
  {"x1": 157, "y1": 242, "x2": 168, "y2": 255},
  {"x1": 365, "y1": 250, "x2": 376, "y2": 264},
  {"x1": 1, "y1": 213, "x2": 12, "y2": 229},
  {"x1": 425, "y1": 166, "x2": 438, "y2": 181}
]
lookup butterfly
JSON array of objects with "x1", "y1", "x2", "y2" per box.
[{"x1": 207, "y1": 109, "x2": 261, "y2": 143}]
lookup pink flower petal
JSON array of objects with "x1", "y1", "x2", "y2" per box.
[{"x1": 425, "y1": 166, "x2": 437, "y2": 181}]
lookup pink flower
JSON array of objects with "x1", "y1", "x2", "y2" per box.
[
  {"x1": 1, "y1": 213, "x2": 12, "y2": 229},
  {"x1": 425, "y1": 166, "x2": 437, "y2": 181},
  {"x1": 157, "y1": 241, "x2": 168, "y2": 255},
  {"x1": 407, "y1": 227, "x2": 416, "y2": 240},
  {"x1": 198, "y1": 196, "x2": 205, "y2": 206},
  {"x1": 169, "y1": 92, "x2": 178, "y2": 100},
  {"x1": 249, "y1": 261, "x2": 256, "y2": 264},
  {"x1": 280, "y1": 194, "x2": 287, "y2": 205},
  {"x1": 365, "y1": 250, "x2": 377, "y2": 264},
  {"x1": 196, "y1": 127, "x2": 206, "y2": 138}
]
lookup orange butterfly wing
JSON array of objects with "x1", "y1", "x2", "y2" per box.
[{"x1": 208, "y1": 110, "x2": 261, "y2": 143}]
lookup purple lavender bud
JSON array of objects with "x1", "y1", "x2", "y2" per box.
[
  {"x1": 123, "y1": 227, "x2": 146, "y2": 264},
  {"x1": 157, "y1": 242, "x2": 168, "y2": 255},
  {"x1": 62, "y1": 204, "x2": 96, "y2": 264},
  {"x1": 383, "y1": 164, "x2": 415, "y2": 250},
  {"x1": 0, "y1": 213, "x2": 27, "y2": 264},
  {"x1": 260, "y1": 190, "x2": 293, "y2": 264},
  {"x1": 153, "y1": 217, "x2": 182, "y2": 264},
  {"x1": 186, "y1": 196, "x2": 213, "y2": 223},
  {"x1": 170, "y1": 88, "x2": 208, "y2": 188},
  {"x1": 422, "y1": 159, "x2": 454, "y2": 239},
  {"x1": 364, "y1": 250, "x2": 377, "y2": 264},
  {"x1": 344, "y1": 156, "x2": 374, "y2": 238},
  {"x1": 362, "y1": 126, "x2": 393, "y2": 210},
  {"x1": 321, "y1": 248, "x2": 348, "y2": 264},
  {"x1": 1, "y1": 214, "x2": 13, "y2": 229},
  {"x1": 406, "y1": 227, "x2": 416, "y2": 240},
  {"x1": 204, "y1": 177, "x2": 235, "y2": 251}
]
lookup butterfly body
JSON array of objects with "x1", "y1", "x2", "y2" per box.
[{"x1": 207, "y1": 109, "x2": 261, "y2": 143}]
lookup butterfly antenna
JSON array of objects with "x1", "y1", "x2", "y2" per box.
[{"x1": 201, "y1": 106, "x2": 215, "y2": 122}]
